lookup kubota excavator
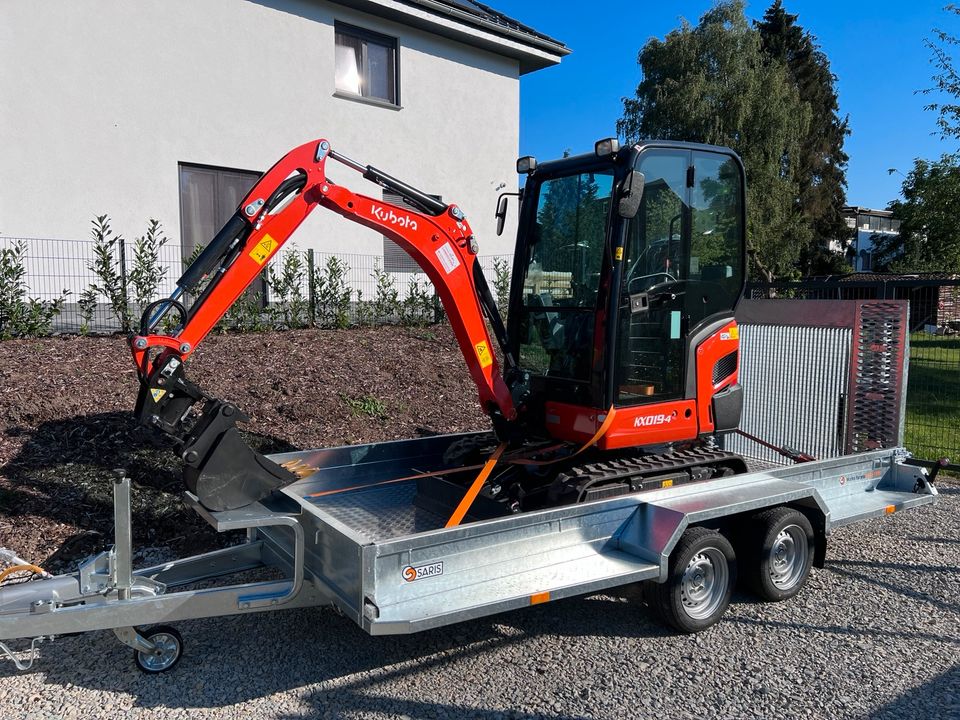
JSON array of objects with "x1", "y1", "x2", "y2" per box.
[{"x1": 131, "y1": 137, "x2": 748, "y2": 516}]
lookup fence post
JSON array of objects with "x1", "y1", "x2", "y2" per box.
[
  {"x1": 118, "y1": 235, "x2": 131, "y2": 330},
  {"x1": 306, "y1": 249, "x2": 316, "y2": 327}
]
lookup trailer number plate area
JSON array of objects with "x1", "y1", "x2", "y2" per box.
[{"x1": 403, "y1": 562, "x2": 443, "y2": 582}]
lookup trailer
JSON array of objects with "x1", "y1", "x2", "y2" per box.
[{"x1": 0, "y1": 433, "x2": 941, "y2": 673}]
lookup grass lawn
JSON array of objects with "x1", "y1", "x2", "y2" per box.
[{"x1": 905, "y1": 332, "x2": 960, "y2": 463}]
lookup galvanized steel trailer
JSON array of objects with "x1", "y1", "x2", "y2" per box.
[{"x1": 0, "y1": 434, "x2": 940, "y2": 673}]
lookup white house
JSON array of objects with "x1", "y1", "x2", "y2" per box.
[{"x1": 0, "y1": 0, "x2": 567, "y2": 301}]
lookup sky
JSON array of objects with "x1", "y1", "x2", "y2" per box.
[{"x1": 491, "y1": 0, "x2": 960, "y2": 209}]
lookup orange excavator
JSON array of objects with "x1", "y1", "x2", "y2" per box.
[{"x1": 131, "y1": 137, "x2": 748, "y2": 514}]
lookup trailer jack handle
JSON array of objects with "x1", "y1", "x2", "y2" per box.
[{"x1": 0, "y1": 636, "x2": 51, "y2": 671}]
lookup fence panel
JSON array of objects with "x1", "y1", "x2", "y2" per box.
[{"x1": 0, "y1": 236, "x2": 511, "y2": 334}]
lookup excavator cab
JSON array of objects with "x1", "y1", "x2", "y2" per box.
[{"x1": 508, "y1": 141, "x2": 746, "y2": 449}]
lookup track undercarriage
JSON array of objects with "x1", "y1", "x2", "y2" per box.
[{"x1": 431, "y1": 435, "x2": 749, "y2": 518}]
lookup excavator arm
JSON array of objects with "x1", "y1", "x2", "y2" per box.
[{"x1": 131, "y1": 139, "x2": 517, "y2": 511}]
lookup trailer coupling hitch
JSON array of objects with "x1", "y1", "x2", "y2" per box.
[{"x1": 135, "y1": 354, "x2": 297, "y2": 511}]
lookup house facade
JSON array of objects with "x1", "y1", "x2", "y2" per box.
[
  {"x1": 839, "y1": 205, "x2": 902, "y2": 272},
  {"x1": 0, "y1": 0, "x2": 566, "y2": 298}
]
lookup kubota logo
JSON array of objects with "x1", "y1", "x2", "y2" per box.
[
  {"x1": 402, "y1": 561, "x2": 443, "y2": 582},
  {"x1": 634, "y1": 412, "x2": 677, "y2": 428},
  {"x1": 371, "y1": 204, "x2": 418, "y2": 230}
]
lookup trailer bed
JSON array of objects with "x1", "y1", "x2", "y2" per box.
[
  {"x1": 251, "y1": 436, "x2": 938, "y2": 634},
  {"x1": 0, "y1": 434, "x2": 939, "y2": 669}
]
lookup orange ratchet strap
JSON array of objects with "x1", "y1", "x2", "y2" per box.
[
  {"x1": 445, "y1": 442, "x2": 508, "y2": 528},
  {"x1": 304, "y1": 463, "x2": 485, "y2": 499},
  {"x1": 445, "y1": 406, "x2": 617, "y2": 527},
  {"x1": 304, "y1": 407, "x2": 618, "y2": 523},
  {"x1": 509, "y1": 407, "x2": 617, "y2": 466}
]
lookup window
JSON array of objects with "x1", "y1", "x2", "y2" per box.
[
  {"x1": 179, "y1": 163, "x2": 264, "y2": 296},
  {"x1": 179, "y1": 164, "x2": 260, "y2": 259},
  {"x1": 335, "y1": 23, "x2": 398, "y2": 105},
  {"x1": 516, "y1": 170, "x2": 614, "y2": 381},
  {"x1": 382, "y1": 191, "x2": 441, "y2": 272}
]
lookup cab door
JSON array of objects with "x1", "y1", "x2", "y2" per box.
[
  {"x1": 616, "y1": 149, "x2": 690, "y2": 404},
  {"x1": 615, "y1": 147, "x2": 745, "y2": 408}
]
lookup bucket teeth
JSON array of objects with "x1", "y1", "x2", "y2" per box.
[{"x1": 280, "y1": 459, "x2": 318, "y2": 478}]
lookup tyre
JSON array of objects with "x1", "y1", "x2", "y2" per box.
[
  {"x1": 133, "y1": 625, "x2": 183, "y2": 674},
  {"x1": 648, "y1": 526, "x2": 737, "y2": 634},
  {"x1": 743, "y1": 507, "x2": 814, "y2": 602}
]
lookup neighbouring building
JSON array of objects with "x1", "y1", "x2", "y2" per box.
[
  {"x1": 0, "y1": 0, "x2": 567, "y2": 302},
  {"x1": 840, "y1": 205, "x2": 901, "y2": 272}
]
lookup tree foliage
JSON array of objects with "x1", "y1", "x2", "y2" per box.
[
  {"x1": 873, "y1": 154, "x2": 960, "y2": 272},
  {"x1": 919, "y1": 4, "x2": 960, "y2": 141},
  {"x1": 756, "y1": 1, "x2": 850, "y2": 273},
  {"x1": 618, "y1": 1, "x2": 850, "y2": 280}
]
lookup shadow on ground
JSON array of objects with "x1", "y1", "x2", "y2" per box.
[
  {"x1": 0, "y1": 412, "x2": 298, "y2": 566},
  {"x1": 868, "y1": 664, "x2": 960, "y2": 720},
  {"x1": 0, "y1": 587, "x2": 668, "y2": 717}
]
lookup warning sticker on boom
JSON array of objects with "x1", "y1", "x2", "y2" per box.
[
  {"x1": 435, "y1": 242, "x2": 460, "y2": 274},
  {"x1": 249, "y1": 234, "x2": 279, "y2": 265},
  {"x1": 475, "y1": 341, "x2": 493, "y2": 369}
]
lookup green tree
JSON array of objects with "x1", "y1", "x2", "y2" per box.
[
  {"x1": 873, "y1": 154, "x2": 960, "y2": 272},
  {"x1": 756, "y1": 0, "x2": 850, "y2": 273},
  {"x1": 919, "y1": 4, "x2": 960, "y2": 142},
  {"x1": 617, "y1": 1, "x2": 811, "y2": 281}
]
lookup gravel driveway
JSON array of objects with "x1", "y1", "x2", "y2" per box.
[{"x1": 1, "y1": 479, "x2": 957, "y2": 720}]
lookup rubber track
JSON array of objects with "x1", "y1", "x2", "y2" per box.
[{"x1": 555, "y1": 447, "x2": 748, "y2": 490}]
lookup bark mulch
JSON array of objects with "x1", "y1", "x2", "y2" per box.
[{"x1": 0, "y1": 325, "x2": 485, "y2": 570}]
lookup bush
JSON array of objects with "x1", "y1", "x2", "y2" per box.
[
  {"x1": 77, "y1": 286, "x2": 99, "y2": 336},
  {"x1": 223, "y1": 290, "x2": 267, "y2": 333},
  {"x1": 492, "y1": 256, "x2": 511, "y2": 321},
  {"x1": 400, "y1": 276, "x2": 434, "y2": 326},
  {"x1": 87, "y1": 215, "x2": 133, "y2": 331},
  {"x1": 371, "y1": 261, "x2": 399, "y2": 324},
  {"x1": 313, "y1": 255, "x2": 351, "y2": 329},
  {"x1": 0, "y1": 240, "x2": 68, "y2": 339},
  {"x1": 267, "y1": 248, "x2": 309, "y2": 329},
  {"x1": 354, "y1": 289, "x2": 374, "y2": 327},
  {"x1": 85, "y1": 215, "x2": 170, "y2": 333},
  {"x1": 129, "y1": 219, "x2": 169, "y2": 316}
]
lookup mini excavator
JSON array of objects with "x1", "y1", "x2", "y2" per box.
[{"x1": 131, "y1": 137, "x2": 748, "y2": 515}]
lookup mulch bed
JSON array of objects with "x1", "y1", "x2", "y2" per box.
[{"x1": 0, "y1": 325, "x2": 484, "y2": 570}]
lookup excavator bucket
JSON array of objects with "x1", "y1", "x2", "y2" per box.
[{"x1": 183, "y1": 426, "x2": 298, "y2": 511}]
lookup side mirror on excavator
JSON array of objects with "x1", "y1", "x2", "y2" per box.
[
  {"x1": 496, "y1": 195, "x2": 509, "y2": 236},
  {"x1": 495, "y1": 191, "x2": 521, "y2": 236},
  {"x1": 618, "y1": 170, "x2": 644, "y2": 219}
]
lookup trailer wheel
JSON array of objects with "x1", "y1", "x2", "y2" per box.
[
  {"x1": 648, "y1": 526, "x2": 736, "y2": 634},
  {"x1": 745, "y1": 507, "x2": 814, "y2": 602},
  {"x1": 133, "y1": 625, "x2": 183, "y2": 674}
]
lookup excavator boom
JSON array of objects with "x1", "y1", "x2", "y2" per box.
[{"x1": 131, "y1": 139, "x2": 516, "y2": 510}]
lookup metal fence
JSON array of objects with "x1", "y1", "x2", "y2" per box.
[
  {"x1": 746, "y1": 275, "x2": 960, "y2": 465},
  {"x1": 0, "y1": 235, "x2": 511, "y2": 334}
]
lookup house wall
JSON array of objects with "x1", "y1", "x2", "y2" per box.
[{"x1": 0, "y1": 0, "x2": 520, "y2": 294}]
